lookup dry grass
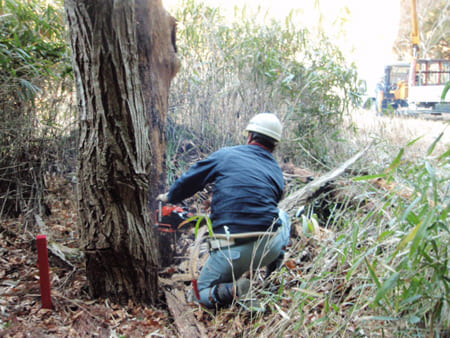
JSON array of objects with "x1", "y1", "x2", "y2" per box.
[{"x1": 345, "y1": 109, "x2": 449, "y2": 157}]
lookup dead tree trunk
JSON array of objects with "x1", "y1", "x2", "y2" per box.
[{"x1": 65, "y1": 0, "x2": 179, "y2": 304}]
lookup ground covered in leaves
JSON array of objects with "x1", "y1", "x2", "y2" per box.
[
  {"x1": 0, "y1": 174, "x2": 175, "y2": 337},
  {"x1": 1, "y1": 160, "x2": 425, "y2": 337},
  {"x1": 0, "y1": 171, "x2": 325, "y2": 337}
]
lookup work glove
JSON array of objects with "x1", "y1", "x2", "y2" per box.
[{"x1": 156, "y1": 192, "x2": 169, "y2": 203}]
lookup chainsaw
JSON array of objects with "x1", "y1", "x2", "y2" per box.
[{"x1": 155, "y1": 201, "x2": 195, "y2": 233}]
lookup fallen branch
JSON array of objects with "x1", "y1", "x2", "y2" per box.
[
  {"x1": 34, "y1": 214, "x2": 76, "y2": 269},
  {"x1": 164, "y1": 289, "x2": 207, "y2": 337},
  {"x1": 279, "y1": 144, "x2": 371, "y2": 216},
  {"x1": 35, "y1": 214, "x2": 47, "y2": 234}
]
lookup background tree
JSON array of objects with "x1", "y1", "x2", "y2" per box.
[
  {"x1": 65, "y1": 0, "x2": 179, "y2": 304},
  {"x1": 394, "y1": 0, "x2": 449, "y2": 59}
]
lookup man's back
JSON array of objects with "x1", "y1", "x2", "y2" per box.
[
  {"x1": 208, "y1": 144, "x2": 284, "y2": 233},
  {"x1": 168, "y1": 144, "x2": 284, "y2": 234}
]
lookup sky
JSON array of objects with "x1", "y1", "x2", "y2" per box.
[{"x1": 162, "y1": 0, "x2": 402, "y2": 94}]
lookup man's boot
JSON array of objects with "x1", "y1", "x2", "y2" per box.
[
  {"x1": 213, "y1": 282, "x2": 234, "y2": 306},
  {"x1": 265, "y1": 251, "x2": 285, "y2": 278},
  {"x1": 213, "y1": 278, "x2": 250, "y2": 306},
  {"x1": 236, "y1": 278, "x2": 264, "y2": 312},
  {"x1": 236, "y1": 278, "x2": 250, "y2": 298}
]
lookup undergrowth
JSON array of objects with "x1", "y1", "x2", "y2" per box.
[
  {"x1": 164, "y1": 2, "x2": 448, "y2": 334},
  {"x1": 192, "y1": 130, "x2": 448, "y2": 337},
  {"x1": 168, "y1": 0, "x2": 362, "y2": 171},
  {"x1": 1, "y1": 0, "x2": 448, "y2": 336}
]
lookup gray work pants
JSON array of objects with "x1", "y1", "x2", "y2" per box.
[{"x1": 196, "y1": 210, "x2": 291, "y2": 307}]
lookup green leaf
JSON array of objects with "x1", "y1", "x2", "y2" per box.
[
  {"x1": 193, "y1": 215, "x2": 204, "y2": 238},
  {"x1": 386, "y1": 148, "x2": 404, "y2": 173},
  {"x1": 427, "y1": 132, "x2": 443, "y2": 156},
  {"x1": 406, "y1": 136, "x2": 423, "y2": 147},
  {"x1": 438, "y1": 148, "x2": 450, "y2": 162},
  {"x1": 405, "y1": 210, "x2": 420, "y2": 226},
  {"x1": 374, "y1": 272, "x2": 400, "y2": 304},
  {"x1": 346, "y1": 247, "x2": 376, "y2": 280},
  {"x1": 188, "y1": 215, "x2": 214, "y2": 238},
  {"x1": 441, "y1": 81, "x2": 450, "y2": 101},
  {"x1": 410, "y1": 211, "x2": 433, "y2": 258},
  {"x1": 400, "y1": 196, "x2": 421, "y2": 224},
  {"x1": 352, "y1": 223, "x2": 359, "y2": 255},
  {"x1": 400, "y1": 294, "x2": 422, "y2": 306},
  {"x1": 205, "y1": 216, "x2": 214, "y2": 237},
  {"x1": 365, "y1": 257, "x2": 381, "y2": 288},
  {"x1": 378, "y1": 230, "x2": 395, "y2": 241},
  {"x1": 359, "y1": 315, "x2": 399, "y2": 321},
  {"x1": 392, "y1": 220, "x2": 424, "y2": 260},
  {"x1": 408, "y1": 316, "x2": 421, "y2": 324},
  {"x1": 352, "y1": 173, "x2": 387, "y2": 181}
]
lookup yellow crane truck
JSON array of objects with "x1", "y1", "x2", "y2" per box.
[{"x1": 375, "y1": 0, "x2": 450, "y2": 115}]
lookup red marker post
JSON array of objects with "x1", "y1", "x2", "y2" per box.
[
  {"x1": 36, "y1": 235, "x2": 52, "y2": 309},
  {"x1": 192, "y1": 279, "x2": 200, "y2": 300}
]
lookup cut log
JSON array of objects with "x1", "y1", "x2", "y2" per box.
[
  {"x1": 164, "y1": 289, "x2": 207, "y2": 337},
  {"x1": 279, "y1": 145, "x2": 371, "y2": 216}
]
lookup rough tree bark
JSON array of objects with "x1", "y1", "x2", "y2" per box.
[{"x1": 65, "y1": 0, "x2": 179, "y2": 304}]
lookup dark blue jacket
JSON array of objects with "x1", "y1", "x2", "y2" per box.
[{"x1": 167, "y1": 144, "x2": 284, "y2": 234}]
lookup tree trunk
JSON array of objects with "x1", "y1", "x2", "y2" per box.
[{"x1": 65, "y1": 0, "x2": 179, "y2": 305}]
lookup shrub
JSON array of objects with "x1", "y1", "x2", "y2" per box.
[
  {"x1": 168, "y1": 0, "x2": 362, "y2": 170},
  {"x1": 0, "y1": 0, "x2": 73, "y2": 217},
  {"x1": 356, "y1": 136, "x2": 449, "y2": 333}
]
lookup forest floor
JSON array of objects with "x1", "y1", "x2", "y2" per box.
[{"x1": 0, "y1": 109, "x2": 448, "y2": 337}]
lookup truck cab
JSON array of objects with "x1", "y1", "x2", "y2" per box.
[{"x1": 375, "y1": 62, "x2": 410, "y2": 113}]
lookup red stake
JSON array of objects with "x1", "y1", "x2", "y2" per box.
[
  {"x1": 36, "y1": 235, "x2": 52, "y2": 309},
  {"x1": 192, "y1": 279, "x2": 200, "y2": 300}
]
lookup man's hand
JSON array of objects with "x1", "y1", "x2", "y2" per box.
[{"x1": 156, "y1": 193, "x2": 169, "y2": 203}]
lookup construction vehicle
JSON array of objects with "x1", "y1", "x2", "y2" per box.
[
  {"x1": 407, "y1": 58, "x2": 450, "y2": 112},
  {"x1": 375, "y1": 0, "x2": 450, "y2": 115},
  {"x1": 375, "y1": 62, "x2": 410, "y2": 113}
]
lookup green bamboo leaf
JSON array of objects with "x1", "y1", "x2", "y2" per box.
[
  {"x1": 408, "y1": 316, "x2": 421, "y2": 324},
  {"x1": 378, "y1": 230, "x2": 395, "y2": 241},
  {"x1": 359, "y1": 315, "x2": 399, "y2": 321},
  {"x1": 193, "y1": 215, "x2": 204, "y2": 238},
  {"x1": 364, "y1": 257, "x2": 381, "y2": 288},
  {"x1": 441, "y1": 81, "x2": 450, "y2": 101},
  {"x1": 400, "y1": 196, "x2": 421, "y2": 224},
  {"x1": 410, "y1": 211, "x2": 434, "y2": 258},
  {"x1": 20, "y1": 78, "x2": 41, "y2": 96},
  {"x1": 405, "y1": 210, "x2": 420, "y2": 226},
  {"x1": 400, "y1": 294, "x2": 422, "y2": 307},
  {"x1": 346, "y1": 247, "x2": 376, "y2": 280},
  {"x1": 392, "y1": 220, "x2": 424, "y2": 260},
  {"x1": 374, "y1": 272, "x2": 400, "y2": 304},
  {"x1": 352, "y1": 223, "x2": 359, "y2": 254},
  {"x1": 205, "y1": 216, "x2": 214, "y2": 237},
  {"x1": 352, "y1": 173, "x2": 387, "y2": 181},
  {"x1": 438, "y1": 148, "x2": 450, "y2": 162},
  {"x1": 427, "y1": 132, "x2": 443, "y2": 156},
  {"x1": 406, "y1": 136, "x2": 423, "y2": 147},
  {"x1": 386, "y1": 148, "x2": 404, "y2": 173}
]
